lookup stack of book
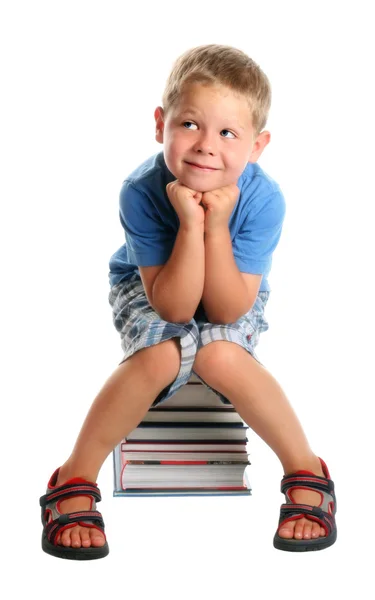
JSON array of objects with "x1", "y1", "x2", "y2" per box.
[{"x1": 113, "y1": 372, "x2": 251, "y2": 497}]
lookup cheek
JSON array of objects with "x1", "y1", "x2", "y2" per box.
[
  {"x1": 172, "y1": 133, "x2": 187, "y2": 151},
  {"x1": 165, "y1": 132, "x2": 183, "y2": 155},
  {"x1": 225, "y1": 148, "x2": 241, "y2": 163},
  {"x1": 225, "y1": 151, "x2": 247, "y2": 173}
]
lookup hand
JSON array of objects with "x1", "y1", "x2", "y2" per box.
[
  {"x1": 201, "y1": 184, "x2": 240, "y2": 233},
  {"x1": 166, "y1": 180, "x2": 205, "y2": 228}
]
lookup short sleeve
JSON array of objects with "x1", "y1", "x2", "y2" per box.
[
  {"x1": 120, "y1": 180, "x2": 175, "y2": 266},
  {"x1": 232, "y1": 190, "x2": 286, "y2": 274}
]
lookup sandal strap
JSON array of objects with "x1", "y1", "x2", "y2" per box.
[
  {"x1": 45, "y1": 510, "x2": 105, "y2": 545},
  {"x1": 281, "y1": 473, "x2": 335, "y2": 496},
  {"x1": 279, "y1": 503, "x2": 336, "y2": 536},
  {"x1": 281, "y1": 472, "x2": 336, "y2": 515},
  {"x1": 39, "y1": 482, "x2": 102, "y2": 508}
]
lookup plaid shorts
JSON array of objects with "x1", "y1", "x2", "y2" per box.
[{"x1": 108, "y1": 273, "x2": 270, "y2": 407}]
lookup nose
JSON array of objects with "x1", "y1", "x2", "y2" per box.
[{"x1": 193, "y1": 130, "x2": 216, "y2": 155}]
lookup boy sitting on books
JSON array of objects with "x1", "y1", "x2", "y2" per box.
[{"x1": 39, "y1": 44, "x2": 337, "y2": 559}]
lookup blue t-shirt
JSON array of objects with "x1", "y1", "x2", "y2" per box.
[{"x1": 108, "y1": 151, "x2": 286, "y2": 293}]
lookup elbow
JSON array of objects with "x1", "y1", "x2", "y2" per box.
[
  {"x1": 212, "y1": 317, "x2": 238, "y2": 325},
  {"x1": 151, "y1": 300, "x2": 191, "y2": 324},
  {"x1": 156, "y1": 308, "x2": 193, "y2": 324},
  {"x1": 207, "y1": 307, "x2": 251, "y2": 325},
  {"x1": 169, "y1": 315, "x2": 193, "y2": 324},
  {"x1": 168, "y1": 316, "x2": 194, "y2": 324},
  {"x1": 207, "y1": 314, "x2": 237, "y2": 325}
]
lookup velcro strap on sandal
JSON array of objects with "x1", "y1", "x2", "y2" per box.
[
  {"x1": 279, "y1": 504, "x2": 335, "y2": 535},
  {"x1": 46, "y1": 510, "x2": 105, "y2": 544},
  {"x1": 281, "y1": 473, "x2": 335, "y2": 496},
  {"x1": 39, "y1": 482, "x2": 101, "y2": 508}
]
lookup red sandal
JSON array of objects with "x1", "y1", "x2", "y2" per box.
[
  {"x1": 273, "y1": 457, "x2": 337, "y2": 552},
  {"x1": 39, "y1": 467, "x2": 109, "y2": 560}
]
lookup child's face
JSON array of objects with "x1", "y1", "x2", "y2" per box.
[{"x1": 155, "y1": 82, "x2": 270, "y2": 192}]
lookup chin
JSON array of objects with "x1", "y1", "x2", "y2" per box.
[{"x1": 179, "y1": 177, "x2": 215, "y2": 193}]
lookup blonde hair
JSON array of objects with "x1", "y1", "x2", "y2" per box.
[{"x1": 161, "y1": 44, "x2": 272, "y2": 137}]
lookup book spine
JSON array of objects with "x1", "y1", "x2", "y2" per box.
[
  {"x1": 136, "y1": 422, "x2": 246, "y2": 427},
  {"x1": 124, "y1": 460, "x2": 250, "y2": 465},
  {"x1": 122, "y1": 486, "x2": 247, "y2": 491}
]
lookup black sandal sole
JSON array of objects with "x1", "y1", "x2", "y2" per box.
[
  {"x1": 42, "y1": 533, "x2": 109, "y2": 560},
  {"x1": 273, "y1": 530, "x2": 337, "y2": 552}
]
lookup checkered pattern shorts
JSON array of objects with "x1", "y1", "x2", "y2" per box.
[{"x1": 108, "y1": 273, "x2": 270, "y2": 407}]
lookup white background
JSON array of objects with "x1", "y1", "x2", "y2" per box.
[{"x1": 1, "y1": 0, "x2": 374, "y2": 597}]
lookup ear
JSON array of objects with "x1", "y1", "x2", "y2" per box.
[
  {"x1": 248, "y1": 130, "x2": 271, "y2": 163},
  {"x1": 154, "y1": 106, "x2": 165, "y2": 144}
]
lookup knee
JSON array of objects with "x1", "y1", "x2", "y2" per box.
[
  {"x1": 133, "y1": 337, "x2": 181, "y2": 387},
  {"x1": 193, "y1": 341, "x2": 238, "y2": 386}
]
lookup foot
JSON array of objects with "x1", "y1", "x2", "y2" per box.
[
  {"x1": 277, "y1": 456, "x2": 326, "y2": 541},
  {"x1": 54, "y1": 466, "x2": 106, "y2": 549}
]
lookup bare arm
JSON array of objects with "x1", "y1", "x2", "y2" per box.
[
  {"x1": 202, "y1": 226, "x2": 253, "y2": 324},
  {"x1": 152, "y1": 223, "x2": 205, "y2": 323}
]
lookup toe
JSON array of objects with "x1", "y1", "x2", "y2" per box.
[
  {"x1": 70, "y1": 528, "x2": 81, "y2": 548},
  {"x1": 60, "y1": 529, "x2": 72, "y2": 547},
  {"x1": 293, "y1": 520, "x2": 304, "y2": 539},
  {"x1": 80, "y1": 528, "x2": 91, "y2": 547},
  {"x1": 90, "y1": 528, "x2": 106, "y2": 547},
  {"x1": 311, "y1": 522, "x2": 321, "y2": 538},
  {"x1": 278, "y1": 521, "x2": 295, "y2": 539},
  {"x1": 302, "y1": 520, "x2": 313, "y2": 539}
]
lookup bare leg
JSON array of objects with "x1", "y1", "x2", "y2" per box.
[
  {"x1": 54, "y1": 338, "x2": 181, "y2": 548},
  {"x1": 194, "y1": 343, "x2": 326, "y2": 541}
]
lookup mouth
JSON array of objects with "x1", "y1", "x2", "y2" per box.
[{"x1": 185, "y1": 161, "x2": 217, "y2": 172}]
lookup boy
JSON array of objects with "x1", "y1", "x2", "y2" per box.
[{"x1": 39, "y1": 44, "x2": 337, "y2": 559}]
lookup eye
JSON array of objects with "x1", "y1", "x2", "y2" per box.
[
  {"x1": 221, "y1": 129, "x2": 236, "y2": 139},
  {"x1": 182, "y1": 121, "x2": 197, "y2": 130}
]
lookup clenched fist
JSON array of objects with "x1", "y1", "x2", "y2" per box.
[
  {"x1": 201, "y1": 184, "x2": 240, "y2": 233},
  {"x1": 166, "y1": 180, "x2": 205, "y2": 228}
]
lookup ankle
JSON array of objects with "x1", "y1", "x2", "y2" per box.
[
  {"x1": 282, "y1": 454, "x2": 323, "y2": 477},
  {"x1": 57, "y1": 460, "x2": 98, "y2": 485}
]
